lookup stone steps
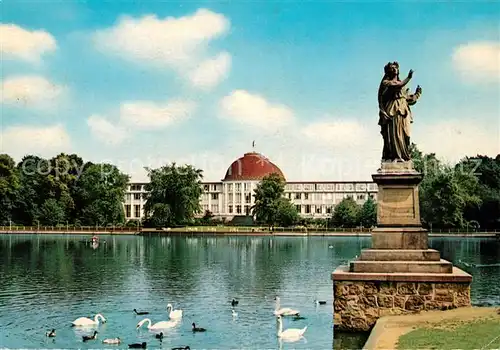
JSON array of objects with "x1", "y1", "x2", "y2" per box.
[
  {"x1": 359, "y1": 249, "x2": 441, "y2": 261},
  {"x1": 349, "y1": 259, "x2": 453, "y2": 274}
]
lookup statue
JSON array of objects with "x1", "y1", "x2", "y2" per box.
[{"x1": 378, "y1": 61, "x2": 422, "y2": 162}]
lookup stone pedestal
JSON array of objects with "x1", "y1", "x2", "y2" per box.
[{"x1": 332, "y1": 161, "x2": 472, "y2": 332}]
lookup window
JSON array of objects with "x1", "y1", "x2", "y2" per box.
[
  {"x1": 125, "y1": 205, "x2": 131, "y2": 218},
  {"x1": 211, "y1": 193, "x2": 219, "y2": 200},
  {"x1": 245, "y1": 193, "x2": 251, "y2": 203},
  {"x1": 126, "y1": 194, "x2": 131, "y2": 200},
  {"x1": 228, "y1": 205, "x2": 233, "y2": 214},
  {"x1": 295, "y1": 193, "x2": 301, "y2": 199},
  {"x1": 326, "y1": 206, "x2": 332, "y2": 214},
  {"x1": 228, "y1": 184, "x2": 233, "y2": 191},
  {"x1": 244, "y1": 183, "x2": 250, "y2": 191},
  {"x1": 134, "y1": 205, "x2": 141, "y2": 218},
  {"x1": 204, "y1": 184, "x2": 209, "y2": 191},
  {"x1": 211, "y1": 204, "x2": 219, "y2": 213},
  {"x1": 134, "y1": 193, "x2": 141, "y2": 200},
  {"x1": 316, "y1": 206, "x2": 322, "y2": 214},
  {"x1": 236, "y1": 193, "x2": 242, "y2": 202},
  {"x1": 304, "y1": 193, "x2": 309, "y2": 200},
  {"x1": 357, "y1": 194, "x2": 365, "y2": 200},
  {"x1": 235, "y1": 183, "x2": 241, "y2": 192},
  {"x1": 244, "y1": 205, "x2": 250, "y2": 215},
  {"x1": 228, "y1": 193, "x2": 233, "y2": 203},
  {"x1": 236, "y1": 205, "x2": 241, "y2": 214},
  {"x1": 295, "y1": 205, "x2": 301, "y2": 213},
  {"x1": 305, "y1": 205, "x2": 311, "y2": 214},
  {"x1": 212, "y1": 184, "x2": 217, "y2": 191}
]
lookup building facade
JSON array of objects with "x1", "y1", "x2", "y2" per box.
[{"x1": 123, "y1": 151, "x2": 378, "y2": 221}]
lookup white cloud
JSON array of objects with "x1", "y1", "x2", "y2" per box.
[
  {"x1": 0, "y1": 124, "x2": 71, "y2": 160},
  {"x1": 86, "y1": 99, "x2": 195, "y2": 146},
  {"x1": 87, "y1": 115, "x2": 128, "y2": 146},
  {"x1": 452, "y1": 41, "x2": 500, "y2": 83},
  {"x1": 414, "y1": 120, "x2": 499, "y2": 164},
  {"x1": 0, "y1": 24, "x2": 57, "y2": 63},
  {"x1": 120, "y1": 99, "x2": 196, "y2": 129},
  {"x1": 219, "y1": 90, "x2": 295, "y2": 131},
  {"x1": 302, "y1": 120, "x2": 371, "y2": 148},
  {"x1": 0, "y1": 75, "x2": 65, "y2": 110},
  {"x1": 92, "y1": 9, "x2": 231, "y2": 88},
  {"x1": 187, "y1": 51, "x2": 231, "y2": 89}
]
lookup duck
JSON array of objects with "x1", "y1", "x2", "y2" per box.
[
  {"x1": 273, "y1": 296, "x2": 300, "y2": 316},
  {"x1": 134, "y1": 308, "x2": 149, "y2": 315},
  {"x1": 45, "y1": 329, "x2": 56, "y2": 337},
  {"x1": 82, "y1": 331, "x2": 98, "y2": 342},
  {"x1": 276, "y1": 315, "x2": 307, "y2": 340},
  {"x1": 192, "y1": 322, "x2": 206, "y2": 332},
  {"x1": 155, "y1": 332, "x2": 163, "y2": 341},
  {"x1": 71, "y1": 313, "x2": 106, "y2": 327},
  {"x1": 172, "y1": 347, "x2": 190, "y2": 350},
  {"x1": 167, "y1": 303, "x2": 183, "y2": 319},
  {"x1": 102, "y1": 337, "x2": 121, "y2": 344},
  {"x1": 314, "y1": 299, "x2": 327, "y2": 305},
  {"x1": 128, "y1": 342, "x2": 147, "y2": 349},
  {"x1": 231, "y1": 299, "x2": 239, "y2": 306},
  {"x1": 231, "y1": 308, "x2": 238, "y2": 317}
]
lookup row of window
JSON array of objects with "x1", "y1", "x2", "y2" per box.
[{"x1": 124, "y1": 204, "x2": 141, "y2": 218}]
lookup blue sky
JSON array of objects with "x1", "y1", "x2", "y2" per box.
[{"x1": 1, "y1": 0, "x2": 499, "y2": 181}]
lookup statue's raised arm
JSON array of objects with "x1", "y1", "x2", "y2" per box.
[{"x1": 378, "y1": 61, "x2": 422, "y2": 162}]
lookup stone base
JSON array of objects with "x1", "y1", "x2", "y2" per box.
[
  {"x1": 371, "y1": 227, "x2": 428, "y2": 250},
  {"x1": 331, "y1": 265, "x2": 472, "y2": 332},
  {"x1": 359, "y1": 249, "x2": 441, "y2": 261},
  {"x1": 350, "y1": 259, "x2": 453, "y2": 274}
]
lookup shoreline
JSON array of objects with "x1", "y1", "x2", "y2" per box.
[
  {"x1": 0, "y1": 229, "x2": 497, "y2": 238},
  {"x1": 362, "y1": 306, "x2": 500, "y2": 350}
]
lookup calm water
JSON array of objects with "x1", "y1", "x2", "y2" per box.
[{"x1": 0, "y1": 235, "x2": 498, "y2": 349}]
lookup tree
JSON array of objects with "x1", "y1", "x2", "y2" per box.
[
  {"x1": 252, "y1": 173, "x2": 298, "y2": 227},
  {"x1": 39, "y1": 198, "x2": 66, "y2": 226},
  {"x1": 0, "y1": 154, "x2": 20, "y2": 225},
  {"x1": 411, "y1": 144, "x2": 482, "y2": 228},
  {"x1": 358, "y1": 196, "x2": 377, "y2": 227},
  {"x1": 143, "y1": 163, "x2": 203, "y2": 227},
  {"x1": 332, "y1": 197, "x2": 360, "y2": 228},
  {"x1": 73, "y1": 163, "x2": 129, "y2": 225}
]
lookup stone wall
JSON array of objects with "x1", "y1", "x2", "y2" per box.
[{"x1": 333, "y1": 280, "x2": 471, "y2": 331}]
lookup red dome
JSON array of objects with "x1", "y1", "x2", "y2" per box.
[{"x1": 223, "y1": 152, "x2": 285, "y2": 181}]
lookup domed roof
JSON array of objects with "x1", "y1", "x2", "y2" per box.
[{"x1": 223, "y1": 152, "x2": 285, "y2": 181}]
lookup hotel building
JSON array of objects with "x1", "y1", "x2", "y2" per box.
[{"x1": 123, "y1": 151, "x2": 378, "y2": 221}]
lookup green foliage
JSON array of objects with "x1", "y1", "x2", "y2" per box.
[
  {"x1": 331, "y1": 196, "x2": 360, "y2": 228},
  {"x1": 252, "y1": 173, "x2": 299, "y2": 227},
  {"x1": 0, "y1": 154, "x2": 20, "y2": 225},
  {"x1": 412, "y1": 144, "x2": 484, "y2": 229},
  {"x1": 358, "y1": 196, "x2": 377, "y2": 227},
  {"x1": 143, "y1": 163, "x2": 203, "y2": 227},
  {"x1": 2, "y1": 153, "x2": 128, "y2": 226}
]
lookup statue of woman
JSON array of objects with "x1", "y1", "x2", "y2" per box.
[{"x1": 378, "y1": 62, "x2": 422, "y2": 162}]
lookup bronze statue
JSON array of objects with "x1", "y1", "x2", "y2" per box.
[{"x1": 378, "y1": 62, "x2": 422, "y2": 162}]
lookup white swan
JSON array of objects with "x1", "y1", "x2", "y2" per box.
[
  {"x1": 276, "y1": 316, "x2": 307, "y2": 340},
  {"x1": 136, "y1": 318, "x2": 179, "y2": 330},
  {"x1": 167, "y1": 303, "x2": 183, "y2": 319},
  {"x1": 273, "y1": 297, "x2": 300, "y2": 316},
  {"x1": 71, "y1": 314, "x2": 106, "y2": 327}
]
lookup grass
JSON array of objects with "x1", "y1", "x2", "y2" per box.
[{"x1": 397, "y1": 318, "x2": 500, "y2": 350}]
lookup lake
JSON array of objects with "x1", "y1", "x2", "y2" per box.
[{"x1": 0, "y1": 234, "x2": 498, "y2": 349}]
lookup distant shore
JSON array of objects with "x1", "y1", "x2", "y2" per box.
[{"x1": 0, "y1": 228, "x2": 497, "y2": 238}]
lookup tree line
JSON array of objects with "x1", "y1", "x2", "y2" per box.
[
  {"x1": 1, "y1": 144, "x2": 499, "y2": 230},
  {"x1": 0, "y1": 153, "x2": 129, "y2": 226}
]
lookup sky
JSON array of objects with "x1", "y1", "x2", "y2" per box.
[{"x1": 1, "y1": 0, "x2": 499, "y2": 182}]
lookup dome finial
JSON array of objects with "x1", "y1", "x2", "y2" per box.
[{"x1": 252, "y1": 140, "x2": 255, "y2": 150}]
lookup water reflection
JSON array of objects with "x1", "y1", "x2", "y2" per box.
[{"x1": 0, "y1": 234, "x2": 498, "y2": 349}]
